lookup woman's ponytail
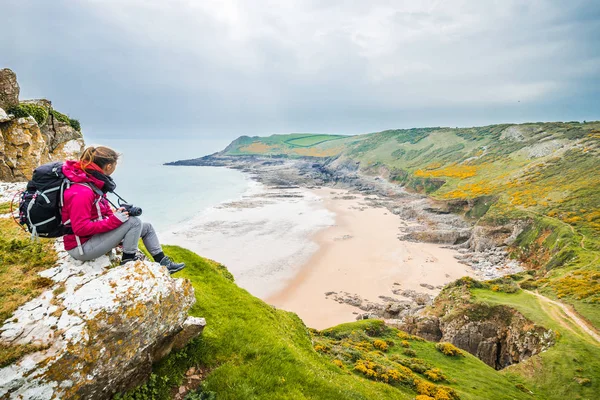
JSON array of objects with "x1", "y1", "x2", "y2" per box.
[{"x1": 79, "y1": 146, "x2": 120, "y2": 171}]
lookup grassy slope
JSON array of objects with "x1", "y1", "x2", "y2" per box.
[
  {"x1": 117, "y1": 245, "x2": 527, "y2": 400},
  {"x1": 343, "y1": 123, "x2": 600, "y2": 330},
  {"x1": 223, "y1": 133, "x2": 359, "y2": 157},
  {"x1": 471, "y1": 288, "x2": 600, "y2": 400},
  {"x1": 222, "y1": 122, "x2": 600, "y2": 328}
]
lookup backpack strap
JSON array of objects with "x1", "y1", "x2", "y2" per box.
[
  {"x1": 60, "y1": 179, "x2": 70, "y2": 207},
  {"x1": 37, "y1": 186, "x2": 60, "y2": 204},
  {"x1": 26, "y1": 196, "x2": 39, "y2": 241}
]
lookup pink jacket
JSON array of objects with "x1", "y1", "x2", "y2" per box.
[{"x1": 61, "y1": 160, "x2": 123, "y2": 251}]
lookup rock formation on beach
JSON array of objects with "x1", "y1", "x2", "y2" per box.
[{"x1": 0, "y1": 68, "x2": 84, "y2": 181}]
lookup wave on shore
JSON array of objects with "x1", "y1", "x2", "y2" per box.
[{"x1": 161, "y1": 181, "x2": 335, "y2": 299}]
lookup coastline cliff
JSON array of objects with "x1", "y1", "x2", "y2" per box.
[
  {"x1": 164, "y1": 126, "x2": 600, "y2": 398},
  {"x1": 1, "y1": 68, "x2": 598, "y2": 399}
]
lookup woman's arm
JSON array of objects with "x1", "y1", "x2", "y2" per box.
[{"x1": 66, "y1": 189, "x2": 124, "y2": 237}]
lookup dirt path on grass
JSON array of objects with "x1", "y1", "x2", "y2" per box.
[{"x1": 531, "y1": 291, "x2": 600, "y2": 344}]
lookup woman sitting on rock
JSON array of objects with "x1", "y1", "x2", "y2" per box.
[{"x1": 61, "y1": 146, "x2": 185, "y2": 273}]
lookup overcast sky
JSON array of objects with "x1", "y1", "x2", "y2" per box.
[{"x1": 1, "y1": 0, "x2": 599, "y2": 140}]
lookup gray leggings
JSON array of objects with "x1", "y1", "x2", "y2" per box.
[{"x1": 67, "y1": 217, "x2": 162, "y2": 261}]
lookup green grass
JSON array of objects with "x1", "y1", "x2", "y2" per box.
[
  {"x1": 0, "y1": 202, "x2": 11, "y2": 214},
  {"x1": 284, "y1": 135, "x2": 346, "y2": 148},
  {"x1": 313, "y1": 320, "x2": 529, "y2": 400},
  {"x1": 471, "y1": 289, "x2": 600, "y2": 400},
  {"x1": 117, "y1": 245, "x2": 404, "y2": 399},
  {"x1": 116, "y1": 246, "x2": 533, "y2": 400},
  {"x1": 223, "y1": 133, "x2": 354, "y2": 157}
]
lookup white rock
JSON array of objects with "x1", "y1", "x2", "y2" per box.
[
  {"x1": 0, "y1": 238, "x2": 197, "y2": 399},
  {"x1": 0, "y1": 107, "x2": 11, "y2": 122},
  {"x1": 0, "y1": 181, "x2": 26, "y2": 204}
]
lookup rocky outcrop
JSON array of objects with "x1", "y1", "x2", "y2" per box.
[
  {"x1": 0, "y1": 69, "x2": 19, "y2": 110},
  {"x1": 467, "y1": 222, "x2": 527, "y2": 252},
  {"x1": 389, "y1": 282, "x2": 556, "y2": 370},
  {"x1": 439, "y1": 304, "x2": 555, "y2": 369},
  {"x1": 0, "y1": 69, "x2": 84, "y2": 181},
  {"x1": 0, "y1": 116, "x2": 49, "y2": 181},
  {"x1": 0, "y1": 242, "x2": 201, "y2": 399}
]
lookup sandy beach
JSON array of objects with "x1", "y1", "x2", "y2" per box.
[
  {"x1": 161, "y1": 181, "x2": 336, "y2": 299},
  {"x1": 267, "y1": 188, "x2": 475, "y2": 329},
  {"x1": 163, "y1": 181, "x2": 475, "y2": 330}
]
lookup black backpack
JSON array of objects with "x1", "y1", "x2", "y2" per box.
[{"x1": 19, "y1": 162, "x2": 74, "y2": 238}]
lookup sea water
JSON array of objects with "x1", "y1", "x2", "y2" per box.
[{"x1": 84, "y1": 137, "x2": 250, "y2": 233}]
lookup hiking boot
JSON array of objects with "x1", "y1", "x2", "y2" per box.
[
  {"x1": 160, "y1": 256, "x2": 185, "y2": 274},
  {"x1": 120, "y1": 255, "x2": 142, "y2": 265}
]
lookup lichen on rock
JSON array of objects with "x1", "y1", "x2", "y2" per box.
[{"x1": 0, "y1": 240, "x2": 199, "y2": 399}]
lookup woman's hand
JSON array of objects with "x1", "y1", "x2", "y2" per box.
[{"x1": 114, "y1": 207, "x2": 130, "y2": 222}]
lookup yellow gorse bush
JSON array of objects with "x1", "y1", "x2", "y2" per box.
[{"x1": 435, "y1": 342, "x2": 464, "y2": 357}]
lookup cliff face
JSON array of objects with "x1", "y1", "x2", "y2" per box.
[
  {"x1": 0, "y1": 69, "x2": 84, "y2": 181},
  {"x1": 392, "y1": 280, "x2": 556, "y2": 370}
]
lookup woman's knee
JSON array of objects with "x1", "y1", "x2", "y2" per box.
[
  {"x1": 125, "y1": 216, "x2": 142, "y2": 229},
  {"x1": 67, "y1": 249, "x2": 93, "y2": 262}
]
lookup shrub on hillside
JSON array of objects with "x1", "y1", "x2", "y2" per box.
[
  {"x1": 551, "y1": 270, "x2": 600, "y2": 303},
  {"x1": 6, "y1": 105, "x2": 29, "y2": 119},
  {"x1": 396, "y1": 330, "x2": 425, "y2": 342},
  {"x1": 353, "y1": 359, "x2": 415, "y2": 386},
  {"x1": 6, "y1": 104, "x2": 48, "y2": 125},
  {"x1": 449, "y1": 276, "x2": 486, "y2": 289},
  {"x1": 415, "y1": 379, "x2": 460, "y2": 400},
  {"x1": 519, "y1": 278, "x2": 539, "y2": 290},
  {"x1": 488, "y1": 277, "x2": 520, "y2": 293},
  {"x1": 403, "y1": 349, "x2": 417, "y2": 357},
  {"x1": 435, "y1": 342, "x2": 464, "y2": 357},
  {"x1": 50, "y1": 109, "x2": 81, "y2": 132},
  {"x1": 69, "y1": 118, "x2": 81, "y2": 132},
  {"x1": 373, "y1": 339, "x2": 388, "y2": 351},
  {"x1": 424, "y1": 368, "x2": 447, "y2": 382}
]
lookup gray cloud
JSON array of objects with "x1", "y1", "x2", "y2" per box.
[{"x1": 1, "y1": 0, "x2": 598, "y2": 140}]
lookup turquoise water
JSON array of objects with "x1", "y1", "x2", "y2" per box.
[{"x1": 83, "y1": 137, "x2": 250, "y2": 232}]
